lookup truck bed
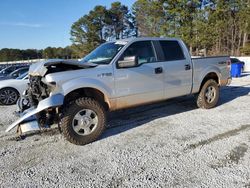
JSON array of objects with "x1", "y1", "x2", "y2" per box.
[{"x1": 191, "y1": 56, "x2": 231, "y2": 93}]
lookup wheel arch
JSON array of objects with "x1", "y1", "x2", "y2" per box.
[
  {"x1": 199, "y1": 72, "x2": 219, "y2": 92},
  {"x1": 64, "y1": 87, "x2": 111, "y2": 111}
]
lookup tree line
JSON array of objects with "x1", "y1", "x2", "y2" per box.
[
  {"x1": 133, "y1": 0, "x2": 250, "y2": 56},
  {"x1": 1, "y1": 0, "x2": 250, "y2": 62},
  {"x1": 0, "y1": 46, "x2": 77, "y2": 62},
  {"x1": 71, "y1": 0, "x2": 250, "y2": 56}
]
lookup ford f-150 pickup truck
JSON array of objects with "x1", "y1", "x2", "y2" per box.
[{"x1": 6, "y1": 37, "x2": 231, "y2": 145}]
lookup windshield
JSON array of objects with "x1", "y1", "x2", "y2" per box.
[
  {"x1": 81, "y1": 42, "x2": 124, "y2": 65},
  {"x1": 16, "y1": 72, "x2": 28, "y2": 80}
]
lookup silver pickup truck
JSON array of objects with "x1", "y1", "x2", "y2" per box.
[{"x1": 6, "y1": 37, "x2": 231, "y2": 145}]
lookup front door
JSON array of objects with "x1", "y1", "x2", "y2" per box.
[{"x1": 113, "y1": 40, "x2": 164, "y2": 109}]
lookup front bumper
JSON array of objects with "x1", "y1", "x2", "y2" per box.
[
  {"x1": 5, "y1": 93, "x2": 64, "y2": 133},
  {"x1": 220, "y1": 77, "x2": 232, "y2": 86}
]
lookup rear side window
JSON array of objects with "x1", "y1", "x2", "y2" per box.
[{"x1": 159, "y1": 41, "x2": 185, "y2": 61}]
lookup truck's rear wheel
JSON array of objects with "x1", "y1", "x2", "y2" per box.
[
  {"x1": 196, "y1": 79, "x2": 219, "y2": 109},
  {"x1": 61, "y1": 97, "x2": 106, "y2": 145}
]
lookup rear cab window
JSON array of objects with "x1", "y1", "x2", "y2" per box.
[{"x1": 159, "y1": 40, "x2": 185, "y2": 61}]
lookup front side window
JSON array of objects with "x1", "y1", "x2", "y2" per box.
[
  {"x1": 122, "y1": 41, "x2": 156, "y2": 65},
  {"x1": 160, "y1": 41, "x2": 185, "y2": 61},
  {"x1": 81, "y1": 42, "x2": 124, "y2": 65}
]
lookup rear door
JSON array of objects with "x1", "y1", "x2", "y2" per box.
[
  {"x1": 157, "y1": 40, "x2": 192, "y2": 99},
  {"x1": 113, "y1": 40, "x2": 164, "y2": 109}
]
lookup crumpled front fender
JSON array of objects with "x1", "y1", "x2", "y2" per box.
[{"x1": 5, "y1": 93, "x2": 64, "y2": 132}]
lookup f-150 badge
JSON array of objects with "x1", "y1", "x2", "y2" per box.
[{"x1": 97, "y1": 73, "x2": 112, "y2": 77}]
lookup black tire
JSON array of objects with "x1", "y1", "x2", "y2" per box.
[
  {"x1": 0, "y1": 87, "x2": 19, "y2": 105},
  {"x1": 61, "y1": 97, "x2": 106, "y2": 145},
  {"x1": 196, "y1": 79, "x2": 219, "y2": 109}
]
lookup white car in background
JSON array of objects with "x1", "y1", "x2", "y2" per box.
[{"x1": 0, "y1": 73, "x2": 29, "y2": 105}]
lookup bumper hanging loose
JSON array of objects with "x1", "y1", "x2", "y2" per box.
[{"x1": 5, "y1": 94, "x2": 64, "y2": 133}]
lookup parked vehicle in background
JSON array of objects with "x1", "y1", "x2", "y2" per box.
[
  {"x1": 230, "y1": 57, "x2": 245, "y2": 72},
  {"x1": 0, "y1": 73, "x2": 29, "y2": 105},
  {"x1": 0, "y1": 65, "x2": 26, "y2": 78},
  {"x1": 6, "y1": 37, "x2": 232, "y2": 145},
  {"x1": 0, "y1": 66, "x2": 29, "y2": 81},
  {"x1": 0, "y1": 65, "x2": 7, "y2": 71}
]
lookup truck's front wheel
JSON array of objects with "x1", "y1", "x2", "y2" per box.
[
  {"x1": 61, "y1": 97, "x2": 106, "y2": 145},
  {"x1": 196, "y1": 79, "x2": 219, "y2": 109}
]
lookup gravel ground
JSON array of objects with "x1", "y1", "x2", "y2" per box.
[{"x1": 0, "y1": 74, "x2": 250, "y2": 188}]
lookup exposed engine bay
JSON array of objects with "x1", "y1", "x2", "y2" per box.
[
  {"x1": 26, "y1": 60, "x2": 97, "y2": 104},
  {"x1": 29, "y1": 76, "x2": 49, "y2": 104}
]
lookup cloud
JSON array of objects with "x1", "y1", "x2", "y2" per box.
[{"x1": 0, "y1": 22, "x2": 44, "y2": 28}]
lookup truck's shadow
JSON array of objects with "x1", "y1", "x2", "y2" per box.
[{"x1": 101, "y1": 84, "x2": 250, "y2": 140}]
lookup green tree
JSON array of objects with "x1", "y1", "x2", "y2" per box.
[
  {"x1": 133, "y1": 0, "x2": 165, "y2": 36},
  {"x1": 70, "y1": 6, "x2": 107, "y2": 57},
  {"x1": 43, "y1": 47, "x2": 55, "y2": 59},
  {"x1": 70, "y1": 2, "x2": 135, "y2": 57},
  {"x1": 106, "y1": 2, "x2": 134, "y2": 39}
]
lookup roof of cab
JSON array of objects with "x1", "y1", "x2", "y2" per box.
[{"x1": 115, "y1": 37, "x2": 180, "y2": 43}]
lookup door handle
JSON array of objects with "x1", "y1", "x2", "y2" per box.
[
  {"x1": 185, "y1": 64, "x2": 191, "y2": 70},
  {"x1": 155, "y1": 67, "x2": 163, "y2": 74}
]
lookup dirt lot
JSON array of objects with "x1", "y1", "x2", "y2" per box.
[{"x1": 0, "y1": 74, "x2": 250, "y2": 188}]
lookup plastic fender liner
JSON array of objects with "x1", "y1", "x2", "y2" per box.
[{"x1": 5, "y1": 93, "x2": 64, "y2": 132}]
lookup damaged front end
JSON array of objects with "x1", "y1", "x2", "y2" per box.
[{"x1": 6, "y1": 59, "x2": 96, "y2": 136}]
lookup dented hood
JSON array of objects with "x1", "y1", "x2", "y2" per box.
[{"x1": 29, "y1": 59, "x2": 97, "y2": 76}]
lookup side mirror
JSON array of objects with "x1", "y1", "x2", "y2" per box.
[{"x1": 118, "y1": 56, "x2": 138, "y2": 68}]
